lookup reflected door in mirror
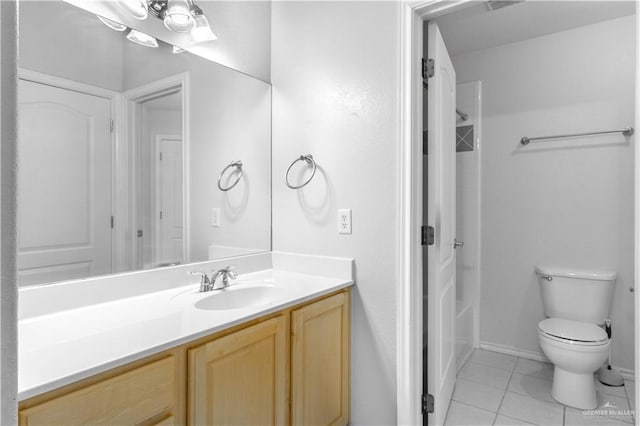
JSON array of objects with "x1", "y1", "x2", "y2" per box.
[
  {"x1": 157, "y1": 135, "x2": 184, "y2": 266},
  {"x1": 17, "y1": 79, "x2": 113, "y2": 286}
]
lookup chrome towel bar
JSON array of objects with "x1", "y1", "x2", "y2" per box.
[
  {"x1": 521, "y1": 126, "x2": 634, "y2": 146},
  {"x1": 285, "y1": 154, "x2": 316, "y2": 189},
  {"x1": 217, "y1": 160, "x2": 243, "y2": 191}
]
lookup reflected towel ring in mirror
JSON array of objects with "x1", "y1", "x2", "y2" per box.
[
  {"x1": 285, "y1": 154, "x2": 317, "y2": 189},
  {"x1": 217, "y1": 160, "x2": 243, "y2": 191}
]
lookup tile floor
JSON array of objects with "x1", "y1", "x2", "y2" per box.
[{"x1": 444, "y1": 349, "x2": 636, "y2": 426}]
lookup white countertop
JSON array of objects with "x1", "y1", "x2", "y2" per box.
[{"x1": 19, "y1": 267, "x2": 353, "y2": 401}]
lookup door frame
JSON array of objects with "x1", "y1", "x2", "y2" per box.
[
  {"x1": 396, "y1": 2, "x2": 640, "y2": 425},
  {"x1": 123, "y1": 73, "x2": 189, "y2": 269},
  {"x1": 16, "y1": 68, "x2": 123, "y2": 274},
  {"x1": 154, "y1": 134, "x2": 182, "y2": 266}
]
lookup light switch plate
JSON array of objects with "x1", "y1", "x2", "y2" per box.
[
  {"x1": 211, "y1": 208, "x2": 221, "y2": 227},
  {"x1": 338, "y1": 209, "x2": 352, "y2": 234}
]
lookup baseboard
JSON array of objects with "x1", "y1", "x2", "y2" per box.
[
  {"x1": 479, "y1": 341, "x2": 635, "y2": 382},
  {"x1": 618, "y1": 368, "x2": 635, "y2": 381},
  {"x1": 479, "y1": 341, "x2": 550, "y2": 363}
]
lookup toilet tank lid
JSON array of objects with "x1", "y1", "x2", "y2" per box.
[
  {"x1": 535, "y1": 266, "x2": 616, "y2": 281},
  {"x1": 539, "y1": 318, "x2": 608, "y2": 343}
]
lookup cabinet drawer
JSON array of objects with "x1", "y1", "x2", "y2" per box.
[{"x1": 19, "y1": 356, "x2": 176, "y2": 426}]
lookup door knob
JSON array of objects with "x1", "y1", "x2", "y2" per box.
[{"x1": 454, "y1": 238, "x2": 464, "y2": 249}]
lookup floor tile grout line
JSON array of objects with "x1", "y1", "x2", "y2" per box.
[
  {"x1": 494, "y1": 356, "x2": 518, "y2": 419},
  {"x1": 447, "y1": 399, "x2": 498, "y2": 426},
  {"x1": 455, "y1": 374, "x2": 512, "y2": 392},
  {"x1": 496, "y1": 356, "x2": 568, "y2": 426},
  {"x1": 450, "y1": 394, "x2": 500, "y2": 415}
]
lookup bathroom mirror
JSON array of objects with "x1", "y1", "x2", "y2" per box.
[{"x1": 16, "y1": 1, "x2": 271, "y2": 286}]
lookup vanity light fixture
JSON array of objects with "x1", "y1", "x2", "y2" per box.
[
  {"x1": 126, "y1": 29, "x2": 159, "y2": 48},
  {"x1": 118, "y1": 0, "x2": 149, "y2": 20},
  {"x1": 97, "y1": 15, "x2": 128, "y2": 32},
  {"x1": 172, "y1": 45, "x2": 185, "y2": 54},
  {"x1": 119, "y1": 0, "x2": 217, "y2": 42},
  {"x1": 191, "y1": 14, "x2": 217, "y2": 42},
  {"x1": 164, "y1": 0, "x2": 196, "y2": 32}
]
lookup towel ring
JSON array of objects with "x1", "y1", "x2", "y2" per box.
[
  {"x1": 217, "y1": 160, "x2": 243, "y2": 191},
  {"x1": 286, "y1": 155, "x2": 316, "y2": 189}
]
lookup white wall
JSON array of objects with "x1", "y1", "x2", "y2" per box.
[
  {"x1": 19, "y1": 1, "x2": 124, "y2": 91},
  {"x1": 271, "y1": 2, "x2": 400, "y2": 424},
  {"x1": 452, "y1": 15, "x2": 636, "y2": 370}
]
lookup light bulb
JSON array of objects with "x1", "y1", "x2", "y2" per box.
[
  {"x1": 164, "y1": 0, "x2": 195, "y2": 33},
  {"x1": 191, "y1": 14, "x2": 217, "y2": 42},
  {"x1": 126, "y1": 29, "x2": 158, "y2": 48},
  {"x1": 97, "y1": 15, "x2": 127, "y2": 32},
  {"x1": 118, "y1": 0, "x2": 148, "y2": 20}
]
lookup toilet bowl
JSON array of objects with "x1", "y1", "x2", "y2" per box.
[
  {"x1": 538, "y1": 318, "x2": 609, "y2": 409},
  {"x1": 535, "y1": 266, "x2": 616, "y2": 410}
]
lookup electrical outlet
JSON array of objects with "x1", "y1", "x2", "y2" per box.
[
  {"x1": 338, "y1": 209, "x2": 352, "y2": 234},
  {"x1": 211, "y1": 208, "x2": 221, "y2": 227}
]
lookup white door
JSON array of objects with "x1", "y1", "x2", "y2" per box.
[
  {"x1": 426, "y1": 22, "x2": 457, "y2": 426},
  {"x1": 155, "y1": 136, "x2": 183, "y2": 266},
  {"x1": 17, "y1": 79, "x2": 112, "y2": 285}
]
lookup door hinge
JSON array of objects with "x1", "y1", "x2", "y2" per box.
[
  {"x1": 110, "y1": 119, "x2": 114, "y2": 133},
  {"x1": 422, "y1": 58, "x2": 435, "y2": 80},
  {"x1": 137, "y1": 229, "x2": 143, "y2": 238},
  {"x1": 422, "y1": 393, "x2": 435, "y2": 414},
  {"x1": 423, "y1": 131, "x2": 428, "y2": 155},
  {"x1": 421, "y1": 226, "x2": 435, "y2": 246},
  {"x1": 159, "y1": 152, "x2": 163, "y2": 161},
  {"x1": 160, "y1": 211, "x2": 163, "y2": 220},
  {"x1": 110, "y1": 216, "x2": 114, "y2": 229}
]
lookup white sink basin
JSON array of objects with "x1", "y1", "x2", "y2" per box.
[{"x1": 194, "y1": 285, "x2": 283, "y2": 311}]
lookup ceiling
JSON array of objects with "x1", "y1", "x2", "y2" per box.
[{"x1": 435, "y1": 1, "x2": 636, "y2": 57}]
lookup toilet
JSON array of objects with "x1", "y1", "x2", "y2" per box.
[{"x1": 536, "y1": 266, "x2": 616, "y2": 410}]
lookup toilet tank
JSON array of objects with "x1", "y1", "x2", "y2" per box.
[{"x1": 536, "y1": 266, "x2": 616, "y2": 324}]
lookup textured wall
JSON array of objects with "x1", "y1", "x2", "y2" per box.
[{"x1": 271, "y1": 2, "x2": 400, "y2": 424}]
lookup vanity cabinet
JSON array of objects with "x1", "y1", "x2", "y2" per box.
[
  {"x1": 18, "y1": 289, "x2": 350, "y2": 426},
  {"x1": 291, "y1": 291, "x2": 350, "y2": 426},
  {"x1": 188, "y1": 315, "x2": 289, "y2": 425}
]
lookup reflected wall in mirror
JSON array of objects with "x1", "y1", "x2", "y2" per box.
[{"x1": 17, "y1": 1, "x2": 271, "y2": 286}]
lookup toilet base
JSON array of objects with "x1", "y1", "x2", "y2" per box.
[{"x1": 551, "y1": 367, "x2": 597, "y2": 410}]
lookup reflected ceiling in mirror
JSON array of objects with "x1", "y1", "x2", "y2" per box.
[{"x1": 17, "y1": 1, "x2": 271, "y2": 286}]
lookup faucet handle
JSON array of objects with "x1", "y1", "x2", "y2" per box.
[
  {"x1": 190, "y1": 271, "x2": 210, "y2": 284},
  {"x1": 224, "y1": 266, "x2": 238, "y2": 279}
]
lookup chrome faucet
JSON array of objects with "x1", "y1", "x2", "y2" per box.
[
  {"x1": 190, "y1": 270, "x2": 214, "y2": 292},
  {"x1": 211, "y1": 266, "x2": 238, "y2": 289},
  {"x1": 190, "y1": 266, "x2": 238, "y2": 292}
]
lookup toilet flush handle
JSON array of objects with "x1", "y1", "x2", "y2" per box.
[
  {"x1": 540, "y1": 274, "x2": 553, "y2": 281},
  {"x1": 604, "y1": 319, "x2": 612, "y2": 339}
]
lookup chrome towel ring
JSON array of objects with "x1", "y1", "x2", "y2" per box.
[
  {"x1": 217, "y1": 160, "x2": 243, "y2": 191},
  {"x1": 285, "y1": 154, "x2": 316, "y2": 189}
]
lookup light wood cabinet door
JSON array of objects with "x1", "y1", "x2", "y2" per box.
[
  {"x1": 19, "y1": 356, "x2": 178, "y2": 426},
  {"x1": 188, "y1": 315, "x2": 288, "y2": 425},
  {"x1": 291, "y1": 291, "x2": 350, "y2": 426}
]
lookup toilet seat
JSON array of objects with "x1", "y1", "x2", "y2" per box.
[{"x1": 538, "y1": 318, "x2": 608, "y2": 346}]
